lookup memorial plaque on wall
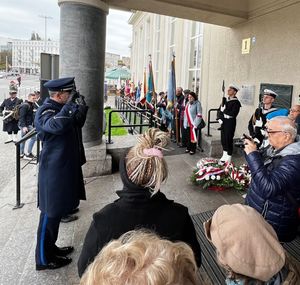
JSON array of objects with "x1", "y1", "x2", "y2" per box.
[
  {"x1": 259, "y1": 83, "x2": 293, "y2": 109},
  {"x1": 239, "y1": 85, "x2": 255, "y2": 105}
]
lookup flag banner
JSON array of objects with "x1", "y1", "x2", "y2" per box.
[
  {"x1": 135, "y1": 81, "x2": 141, "y2": 102},
  {"x1": 167, "y1": 56, "x2": 176, "y2": 108},
  {"x1": 141, "y1": 69, "x2": 147, "y2": 100},
  {"x1": 140, "y1": 97, "x2": 146, "y2": 105},
  {"x1": 146, "y1": 60, "x2": 155, "y2": 103}
]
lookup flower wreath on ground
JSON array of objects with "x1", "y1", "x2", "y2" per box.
[{"x1": 190, "y1": 157, "x2": 251, "y2": 192}]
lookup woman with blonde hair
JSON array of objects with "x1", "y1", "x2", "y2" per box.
[
  {"x1": 80, "y1": 230, "x2": 199, "y2": 285},
  {"x1": 78, "y1": 128, "x2": 201, "y2": 277}
]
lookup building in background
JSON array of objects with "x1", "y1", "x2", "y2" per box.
[
  {"x1": 121, "y1": 56, "x2": 130, "y2": 69},
  {"x1": 12, "y1": 40, "x2": 59, "y2": 74},
  {"x1": 105, "y1": 52, "x2": 121, "y2": 69},
  {"x1": 129, "y1": 12, "x2": 203, "y2": 96}
]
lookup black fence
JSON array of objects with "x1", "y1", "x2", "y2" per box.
[
  {"x1": 14, "y1": 128, "x2": 39, "y2": 209},
  {"x1": 108, "y1": 97, "x2": 162, "y2": 143},
  {"x1": 114, "y1": 96, "x2": 219, "y2": 138}
]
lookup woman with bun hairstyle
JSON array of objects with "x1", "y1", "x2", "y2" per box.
[{"x1": 78, "y1": 128, "x2": 201, "y2": 277}]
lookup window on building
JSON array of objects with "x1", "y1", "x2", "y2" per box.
[{"x1": 188, "y1": 22, "x2": 203, "y2": 95}]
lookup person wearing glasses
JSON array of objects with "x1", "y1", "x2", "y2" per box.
[
  {"x1": 288, "y1": 104, "x2": 300, "y2": 135},
  {"x1": 244, "y1": 116, "x2": 300, "y2": 243}
]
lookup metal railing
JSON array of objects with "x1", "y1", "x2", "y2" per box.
[
  {"x1": 206, "y1": 108, "x2": 219, "y2": 136},
  {"x1": 14, "y1": 128, "x2": 39, "y2": 209},
  {"x1": 114, "y1": 97, "x2": 221, "y2": 139},
  {"x1": 107, "y1": 97, "x2": 163, "y2": 144},
  {"x1": 107, "y1": 109, "x2": 154, "y2": 144}
]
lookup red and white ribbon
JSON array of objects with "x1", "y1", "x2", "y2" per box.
[{"x1": 185, "y1": 104, "x2": 197, "y2": 142}]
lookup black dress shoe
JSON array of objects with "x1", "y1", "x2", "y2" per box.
[
  {"x1": 61, "y1": 215, "x2": 78, "y2": 223},
  {"x1": 55, "y1": 246, "x2": 74, "y2": 256},
  {"x1": 36, "y1": 256, "x2": 72, "y2": 271}
]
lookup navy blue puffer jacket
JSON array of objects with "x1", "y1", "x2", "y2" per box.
[{"x1": 245, "y1": 140, "x2": 300, "y2": 242}]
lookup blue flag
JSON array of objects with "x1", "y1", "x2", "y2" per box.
[
  {"x1": 146, "y1": 60, "x2": 155, "y2": 103},
  {"x1": 167, "y1": 56, "x2": 176, "y2": 107},
  {"x1": 135, "y1": 81, "x2": 141, "y2": 102}
]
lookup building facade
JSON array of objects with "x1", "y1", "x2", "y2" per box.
[
  {"x1": 129, "y1": 5, "x2": 300, "y2": 138},
  {"x1": 129, "y1": 12, "x2": 203, "y2": 96},
  {"x1": 12, "y1": 40, "x2": 59, "y2": 74},
  {"x1": 105, "y1": 52, "x2": 121, "y2": 68}
]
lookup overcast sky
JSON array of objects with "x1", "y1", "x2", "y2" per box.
[{"x1": 0, "y1": 0, "x2": 132, "y2": 56}]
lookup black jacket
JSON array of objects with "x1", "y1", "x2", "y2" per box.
[
  {"x1": 77, "y1": 158, "x2": 202, "y2": 277},
  {"x1": 19, "y1": 101, "x2": 34, "y2": 128}
]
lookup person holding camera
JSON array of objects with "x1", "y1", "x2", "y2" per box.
[
  {"x1": 34, "y1": 77, "x2": 88, "y2": 270},
  {"x1": 244, "y1": 116, "x2": 300, "y2": 243}
]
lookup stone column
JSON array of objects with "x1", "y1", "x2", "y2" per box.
[
  {"x1": 58, "y1": 0, "x2": 112, "y2": 177},
  {"x1": 58, "y1": 0, "x2": 108, "y2": 147}
]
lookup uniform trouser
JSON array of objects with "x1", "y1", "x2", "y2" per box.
[
  {"x1": 35, "y1": 212, "x2": 61, "y2": 265},
  {"x1": 221, "y1": 118, "x2": 236, "y2": 155},
  {"x1": 186, "y1": 127, "x2": 197, "y2": 153},
  {"x1": 181, "y1": 124, "x2": 188, "y2": 147},
  {"x1": 20, "y1": 125, "x2": 36, "y2": 154}
]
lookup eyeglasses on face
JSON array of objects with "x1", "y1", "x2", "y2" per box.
[
  {"x1": 265, "y1": 129, "x2": 286, "y2": 134},
  {"x1": 290, "y1": 109, "x2": 300, "y2": 113}
]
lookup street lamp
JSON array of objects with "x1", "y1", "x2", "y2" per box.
[{"x1": 38, "y1": 15, "x2": 53, "y2": 52}]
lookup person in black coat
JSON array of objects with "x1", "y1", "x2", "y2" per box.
[
  {"x1": 77, "y1": 128, "x2": 202, "y2": 277},
  {"x1": 0, "y1": 82, "x2": 22, "y2": 143},
  {"x1": 18, "y1": 93, "x2": 37, "y2": 159},
  {"x1": 34, "y1": 77, "x2": 88, "y2": 271},
  {"x1": 218, "y1": 84, "x2": 241, "y2": 163}
]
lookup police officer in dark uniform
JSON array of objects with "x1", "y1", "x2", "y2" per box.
[
  {"x1": 0, "y1": 82, "x2": 23, "y2": 143},
  {"x1": 218, "y1": 84, "x2": 241, "y2": 163},
  {"x1": 34, "y1": 77, "x2": 88, "y2": 270}
]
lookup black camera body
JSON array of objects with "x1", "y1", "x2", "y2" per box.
[{"x1": 234, "y1": 133, "x2": 252, "y2": 148}]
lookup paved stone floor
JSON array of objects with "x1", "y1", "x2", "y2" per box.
[
  {"x1": 0, "y1": 145, "x2": 245, "y2": 285},
  {"x1": 0, "y1": 93, "x2": 245, "y2": 284}
]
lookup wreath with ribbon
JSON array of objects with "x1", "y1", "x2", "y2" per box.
[{"x1": 191, "y1": 158, "x2": 251, "y2": 192}]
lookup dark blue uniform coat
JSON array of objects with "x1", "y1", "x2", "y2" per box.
[{"x1": 34, "y1": 98, "x2": 87, "y2": 217}]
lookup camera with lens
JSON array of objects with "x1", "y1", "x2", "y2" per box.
[{"x1": 234, "y1": 133, "x2": 252, "y2": 148}]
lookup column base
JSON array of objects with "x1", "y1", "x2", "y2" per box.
[{"x1": 82, "y1": 136, "x2": 112, "y2": 177}]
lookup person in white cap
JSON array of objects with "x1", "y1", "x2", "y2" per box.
[
  {"x1": 248, "y1": 88, "x2": 278, "y2": 147},
  {"x1": 218, "y1": 84, "x2": 241, "y2": 163},
  {"x1": 0, "y1": 81, "x2": 23, "y2": 143}
]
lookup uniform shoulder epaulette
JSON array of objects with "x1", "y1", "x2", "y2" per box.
[{"x1": 41, "y1": 109, "x2": 56, "y2": 115}]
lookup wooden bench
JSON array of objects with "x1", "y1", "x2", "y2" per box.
[{"x1": 192, "y1": 210, "x2": 300, "y2": 285}]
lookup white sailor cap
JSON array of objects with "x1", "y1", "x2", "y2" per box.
[
  {"x1": 263, "y1": 89, "x2": 278, "y2": 98},
  {"x1": 228, "y1": 84, "x2": 239, "y2": 92}
]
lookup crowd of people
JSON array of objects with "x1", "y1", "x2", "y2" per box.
[
  {"x1": 0, "y1": 80, "x2": 42, "y2": 159},
  {"x1": 1, "y1": 77, "x2": 300, "y2": 284},
  {"x1": 121, "y1": 86, "x2": 206, "y2": 155}
]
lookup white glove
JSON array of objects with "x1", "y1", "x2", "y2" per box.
[
  {"x1": 255, "y1": 118, "x2": 263, "y2": 127},
  {"x1": 253, "y1": 138, "x2": 260, "y2": 144},
  {"x1": 218, "y1": 119, "x2": 223, "y2": 125},
  {"x1": 220, "y1": 105, "x2": 225, "y2": 112}
]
